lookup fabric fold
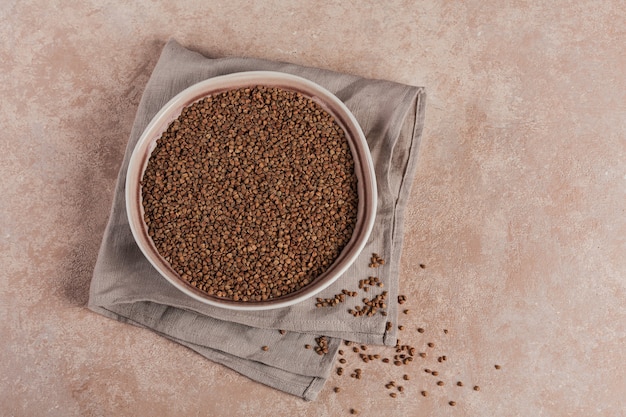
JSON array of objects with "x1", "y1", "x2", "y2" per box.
[{"x1": 89, "y1": 38, "x2": 425, "y2": 400}]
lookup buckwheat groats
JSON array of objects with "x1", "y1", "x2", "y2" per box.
[{"x1": 141, "y1": 86, "x2": 358, "y2": 302}]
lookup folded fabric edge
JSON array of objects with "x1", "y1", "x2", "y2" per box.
[
  {"x1": 97, "y1": 290, "x2": 394, "y2": 345},
  {"x1": 174, "y1": 338, "x2": 327, "y2": 402},
  {"x1": 379, "y1": 88, "x2": 427, "y2": 346},
  {"x1": 87, "y1": 304, "x2": 327, "y2": 401},
  {"x1": 395, "y1": 88, "x2": 427, "y2": 221}
]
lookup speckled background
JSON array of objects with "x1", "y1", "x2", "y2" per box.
[{"x1": 1, "y1": 1, "x2": 624, "y2": 416}]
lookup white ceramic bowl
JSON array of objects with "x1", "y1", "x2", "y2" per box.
[{"x1": 126, "y1": 71, "x2": 376, "y2": 310}]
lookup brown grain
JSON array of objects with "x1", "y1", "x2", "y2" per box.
[{"x1": 141, "y1": 86, "x2": 358, "y2": 302}]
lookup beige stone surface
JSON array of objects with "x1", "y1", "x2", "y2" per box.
[{"x1": 1, "y1": 1, "x2": 625, "y2": 416}]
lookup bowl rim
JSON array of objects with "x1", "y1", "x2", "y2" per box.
[{"x1": 125, "y1": 71, "x2": 377, "y2": 311}]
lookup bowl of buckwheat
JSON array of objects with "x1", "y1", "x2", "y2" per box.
[{"x1": 126, "y1": 71, "x2": 376, "y2": 310}]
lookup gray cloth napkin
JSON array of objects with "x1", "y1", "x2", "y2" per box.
[{"x1": 88, "y1": 39, "x2": 425, "y2": 400}]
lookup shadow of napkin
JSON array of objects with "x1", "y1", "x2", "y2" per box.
[{"x1": 89, "y1": 39, "x2": 425, "y2": 400}]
